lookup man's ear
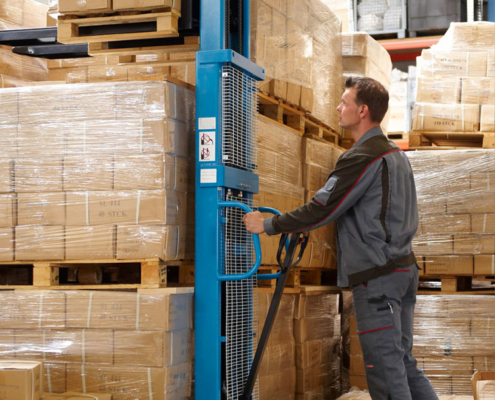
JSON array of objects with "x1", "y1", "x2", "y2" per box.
[{"x1": 360, "y1": 104, "x2": 370, "y2": 120}]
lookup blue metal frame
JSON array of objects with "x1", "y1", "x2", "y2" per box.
[
  {"x1": 194, "y1": 1, "x2": 266, "y2": 398},
  {"x1": 489, "y1": 0, "x2": 495, "y2": 22}
]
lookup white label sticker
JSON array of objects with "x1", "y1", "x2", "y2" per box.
[
  {"x1": 198, "y1": 117, "x2": 216, "y2": 130},
  {"x1": 200, "y1": 169, "x2": 217, "y2": 183},
  {"x1": 199, "y1": 131, "x2": 216, "y2": 162}
]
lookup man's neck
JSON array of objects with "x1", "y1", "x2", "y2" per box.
[{"x1": 350, "y1": 123, "x2": 381, "y2": 143}]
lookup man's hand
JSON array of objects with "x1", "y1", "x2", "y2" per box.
[{"x1": 242, "y1": 211, "x2": 265, "y2": 234}]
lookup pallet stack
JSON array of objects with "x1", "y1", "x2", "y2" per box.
[
  {"x1": 350, "y1": 295, "x2": 495, "y2": 396},
  {"x1": 0, "y1": 81, "x2": 195, "y2": 287},
  {"x1": 411, "y1": 22, "x2": 495, "y2": 149},
  {"x1": 0, "y1": 288, "x2": 194, "y2": 399},
  {"x1": 407, "y1": 149, "x2": 495, "y2": 288}
]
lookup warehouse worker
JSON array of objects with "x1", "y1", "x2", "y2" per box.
[{"x1": 243, "y1": 77, "x2": 438, "y2": 400}]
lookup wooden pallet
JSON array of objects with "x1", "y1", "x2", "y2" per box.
[
  {"x1": 57, "y1": 10, "x2": 180, "y2": 44},
  {"x1": 418, "y1": 275, "x2": 495, "y2": 295},
  {"x1": 258, "y1": 267, "x2": 336, "y2": 288},
  {"x1": 258, "y1": 92, "x2": 340, "y2": 145},
  {"x1": 0, "y1": 258, "x2": 193, "y2": 290},
  {"x1": 409, "y1": 132, "x2": 495, "y2": 149},
  {"x1": 88, "y1": 36, "x2": 199, "y2": 57}
]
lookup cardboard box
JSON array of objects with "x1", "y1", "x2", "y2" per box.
[
  {"x1": 17, "y1": 123, "x2": 67, "y2": 158},
  {"x1": 461, "y1": 78, "x2": 495, "y2": 105},
  {"x1": 416, "y1": 77, "x2": 461, "y2": 104},
  {"x1": 65, "y1": 190, "x2": 186, "y2": 226},
  {"x1": 300, "y1": 86, "x2": 313, "y2": 113},
  {"x1": 258, "y1": 292, "x2": 295, "y2": 345},
  {"x1": 472, "y1": 371, "x2": 495, "y2": 400},
  {"x1": 474, "y1": 255, "x2": 495, "y2": 276},
  {"x1": 412, "y1": 103, "x2": 480, "y2": 132},
  {"x1": 0, "y1": 292, "x2": 65, "y2": 329},
  {"x1": 17, "y1": 192, "x2": 65, "y2": 225},
  {"x1": 259, "y1": 368, "x2": 296, "y2": 398},
  {"x1": 15, "y1": 225, "x2": 64, "y2": 261},
  {"x1": 293, "y1": 315, "x2": 341, "y2": 343},
  {"x1": 0, "y1": 90, "x2": 18, "y2": 126},
  {"x1": 412, "y1": 235, "x2": 453, "y2": 256},
  {"x1": 302, "y1": 164, "x2": 332, "y2": 193},
  {"x1": 286, "y1": 82, "x2": 301, "y2": 106},
  {"x1": 0, "y1": 160, "x2": 13, "y2": 193},
  {"x1": 0, "y1": 228, "x2": 14, "y2": 262},
  {"x1": 44, "y1": 363, "x2": 66, "y2": 394},
  {"x1": 301, "y1": 138, "x2": 341, "y2": 169},
  {"x1": 471, "y1": 172, "x2": 495, "y2": 194},
  {"x1": 294, "y1": 293, "x2": 339, "y2": 319},
  {"x1": 0, "y1": 361, "x2": 42, "y2": 400},
  {"x1": 489, "y1": 51, "x2": 495, "y2": 78},
  {"x1": 15, "y1": 158, "x2": 63, "y2": 192},
  {"x1": 350, "y1": 354, "x2": 365, "y2": 375},
  {"x1": 296, "y1": 363, "x2": 339, "y2": 394},
  {"x1": 295, "y1": 337, "x2": 341, "y2": 369},
  {"x1": 420, "y1": 214, "x2": 471, "y2": 235},
  {"x1": 0, "y1": 126, "x2": 17, "y2": 159},
  {"x1": 481, "y1": 105, "x2": 495, "y2": 132},
  {"x1": 259, "y1": 342, "x2": 295, "y2": 377},
  {"x1": 63, "y1": 156, "x2": 113, "y2": 191},
  {"x1": 472, "y1": 214, "x2": 495, "y2": 233},
  {"x1": 66, "y1": 363, "x2": 192, "y2": 400},
  {"x1": 66, "y1": 291, "x2": 193, "y2": 330},
  {"x1": 48, "y1": 67, "x2": 88, "y2": 84},
  {"x1": 474, "y1": 357, "x2": 495, "y2": 371},
  {"x1": 0, "y1": 195, "x2": 14, "y2": 228},
  {"x1": 421, "y1": 49, "x2": 488, "y2": 77},
  {"x1": 113, "y1": 0, "x2": 180, "y2": 12},
  {"x1": 424, "y1": 256, "x2": 473, "y2": 275},
  {"x1": 58, "y1": 0, "x2": 112, "y2": 14},
  {"x1": 447, "y1": 193, "x2": 495, "y2": 214},
  {"x1": 116, "y1": 224, "x2": 183, "y2": 260},
  {"x1": 65, "y1": 225, "x2": 115, "y2": 260},
  {"x1": 454, "y1": 234, "x2": 495, "y2": 254},
  {"x1": 349, "y1": 374, "x2": 368, "y2": 390},
  {"x1": 42, "y1": 393, "x2": 112, "y2": 400},
  {"x1": 114, "y1": 328, "x2": 193, "y2": 367},
  {"x1": 88, "y1": 66, "x2": 128, "y2": 83}
]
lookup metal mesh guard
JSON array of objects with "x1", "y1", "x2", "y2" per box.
[
  {"x1": 223, "y1": 193, "x2": 259, "y2": 400},
  {"x1": 222, "y1": 65, "x2": 258, "y2": 172}
]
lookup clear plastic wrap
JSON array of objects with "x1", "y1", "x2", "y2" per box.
[
  {"x1": 251, "y1": 0, "x2": 343, "y2": 131},
  {"x1": 55, "y1": 0, "x2": 180, "y2": 15},
  {"x1": 320, "y1": 0, "x2": 352, "y2": 32},
  {"x1": 0, "y1": 289, "x2": 194, "y2": 399},
  {"x1": 411, "y1": 103, "x2": 480, "y2": 132},
  {"x1": 387, "y1": 69, "x2": 408, "y2": 134},
  {"x1": 415, "y1": 77, "x2": 461, "y2": 104},
  {"x1": 0, "y1": 81, "x2": 195, "y2": 263},
  {"x1": 435, "y1": 22, "x2": 495, "y2": 53},
  {"x1": 407, "y1": 150, "x2": 495, "y2": 276},
  {"x1": 0, "y1": 0, "x2": 47, "y2": 28}
]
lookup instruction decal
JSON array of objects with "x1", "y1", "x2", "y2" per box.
[
  {"x1": 199, "y1": 131, "x2": 216, "y2": 162},
  {"x1": 200, "y1": 169, "x2": 217, "y2": 183}
]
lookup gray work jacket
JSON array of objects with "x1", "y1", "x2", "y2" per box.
[{"x1": 263, "y1": 127, "x2": 418, "y2": 287}]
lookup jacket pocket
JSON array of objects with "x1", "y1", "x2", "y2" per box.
[{"x1": 314, "y1": 176, "x2": 339, "y2": 205}]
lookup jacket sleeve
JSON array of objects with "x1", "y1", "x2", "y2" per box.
[{"x1": 263, "y1": 152, "x2": 383, "y2": 235}]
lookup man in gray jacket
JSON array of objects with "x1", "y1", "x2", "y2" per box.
[{"x1": 243, "y1": 77, "x2": 438, "y2": 400}]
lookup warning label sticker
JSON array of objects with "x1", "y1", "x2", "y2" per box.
[
  {"x1": 200, "y1": 169, "x2": 217, "y2": 183},
  {"x1": 199, "y1": 131, "x2": 216, "y2": 162}
]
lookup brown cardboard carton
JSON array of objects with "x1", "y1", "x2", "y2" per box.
[
  {"x1": 453, "y1": 234, "x2": 495, "y2": 254},
  {"x1": 296, "y1": 363, "x2": 339, "y2": 394},
  {"x1": 88, "y1": 66, "x2": 128, "y2": 83},
  {"x1": 0, "y1": 292, "x2": 65, "y2": 329},
  {"x1": 448, "y1": 193, "x2": 495, "y2": 214},
  {"x1": 412, "y1": 103, "x2": 480, "y2": 132},
  {"x1": 295, "y1": 337, "x2": 341, "y2": 369},
  {"x1": 0, "y1": 195, "x2": 14, "y2": 228},
  {"x1": 424, "y1": 256, "x2": 473, "y2": 275},
  {"x1": 127, "y1": 65, "x2": 169, "y2": 82},
  {"x1": 300, "y1": 86, "x2": 313, "y2": 112},
  {"x1": 294, "y1": 293, "x2": 339, "y2": 319},
  {"x1": 0, "y1": 330, "x2": 14, "y2": 360},
  {"x1": 116, "y1": 224, "x2": 182, "y2": 260},
  {"x1": 421, "y1": 356, "x2": 474, "y2": 376},
  {"x1": 350, "y1": 336, "x2": 362, "y2": 356},
  {"x1": 350, "y1": 354, "x2": 365, "y2": 375},
  {"x1": 412, "y1": 235, "x2": 453, "y2": 255},
  {"x1": 15, "y1": 158, "x2": 63, "y2": 192},
  {"x1": 489, "y1": 51, "x2": 495, "y2": 77},
  {"x1": 0, "y1": 160, "x2": 13, "y2": 193},
  {"x1": 0, "y1": 126, "x2": 17, "y2": 160},
  {"x1": 17, "y1": 192, "x2": 65, "y2": 225},
  {"x1": 461, "y1": 78, "x2": 495, "y2": 105},
  {"x1": 259, "y1": 342, "x2": 295, "y2": 377},
  {"x1": 474, "y1": 357, "x2": 495, "y2": 371},
  {"x1": 65, "y1": 225, "x2": 115, "y2": 260},
  {"x1": 114, "y1": 328, "x2": 193, "y2": 367},
  {"x1": 472, "y1": 214, "x2": 495, "y2": 233},
  {"x1": 419, "y1": 214, "x2": 471, "y2": 235},
  {"x1": 259, "y1": 368, "x2": 296, "y2": 398},
  {"x1": 0, "y1": 91, "x2": 18, "y2": 125},
  {"x1": 286, "y1": 82, "x2": 301, "y2": 106},
  {"x1": 66, "y1": 291, "x2": 193, "y2": 330},
  {"x1": 17, "y1": 123, "x2": 66, "y2": 158},
  {"x1": 472, "y1": 371, "x2": 495, "y2": 400},
  {"x1": 48, "y1": 67, "x2": 88, "y2": 83},
  {"x1": 474, "y1": 255, "x2": 495, "y2": 276},
  {"x1": 113, "y1": 0, "x2": 179, "y2": 11},
  {"x1": 302, "y1": 164, "x2": 331, "y2": 192},
  {"x1": 481, "y1": 105, "x2": 495, "y2": 132},
  {"x1": 293, "y1": 315, "x2": 341, "y2": 343},
  {"x1": 471, "y1": 172, "x2": 495, "y2": 194},
  {"x1": 44, "y1": 363, "x2": 66, "y2": 394},
  {"x1": 416, "y1": 77, "x2": 461, "y2": 104},
  {"x1": 349, "y1": 374, "x2": 368, "y2": 390},
  {"x1": 0, "y1": 228, "x2": 14, "y2": 262},
  {"x1": 421, "y1": 50, "x2": 488, "y2": 77},
  {"x1": 472, "y1": 317, "x2": 495, "y2": 337},
  {"x1": 63, "y1": 156, "x2": 113, "y2": 191},
  {"x1": 15, "y1": 225, "x2": 64, "y2": 261},
  {"x1": 66, "y1": 363, "x2": 192, "y2": 400},
  {"x1": 58, "y1": 0, "x2": 112, "y2": 14},
  {"x1": 42, "y1": 393, "x2": 112, "y2": 400},
  {"x1": 0, "y1": 0, "x2": 23, "y2": 25},
  {"x1": 0, "y1": 361, "x2": 42, "y2": 400}
]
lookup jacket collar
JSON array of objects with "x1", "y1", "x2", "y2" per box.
[{"x1": 354, "y1": 126, "x2": 384, "y2": 148}]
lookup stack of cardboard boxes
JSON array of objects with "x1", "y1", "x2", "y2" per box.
[
  {"x1": 0, "y1": 0, "x2": 48, "y2": 87},
  {"x1": 56, "y1": 0, "x2": 181, "y2": 15},
  {"x1": 407, "y1": 149, "x2": 495, "y2": 276},
  {"x1": 341, "y1": 32, "x2": 393, "y2": 136},
  {"x1": 411, "y1": 22, "x2": 495, "y2": 141},
  {"x1": 0, "y1": 289, "x2": 194, "y2": 399},
  {"x1": 251, "y1": 0, "x2": 343, "y2": 132},
  {"x1": 0, "y1": 81, "x2": 195, "y2": 262},
  {"x1": 350, "y1": 294, "x2": 495, "y2": 396}
]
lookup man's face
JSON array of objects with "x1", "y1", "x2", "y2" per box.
[{"x1": 337, "y1": 87, "x2": 361, "y2": 130}]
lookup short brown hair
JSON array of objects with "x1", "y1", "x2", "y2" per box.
[{"x1": 345, "y1": 77, "x2": 389, "y2": 123}]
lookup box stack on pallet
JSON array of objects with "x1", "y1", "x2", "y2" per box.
[
  {"x1": 350, "y1": 295, "x2": 495, "y2": 396},
  {"x1": 0, "y1": 288, "x2": 194, "y2": 399},
  {"x1": 321, "y1": 0, "x2": 352, "y2": 32},
  {"x1": 341, "y1": 32, "x2": 393, "y2": 147},
  {"x1": 0, "y1": 0, "x2": 49, "y2": 87},
  {"x1": 407, "y1": 149, "x2": 495, "y2": 292},
  {"x1": 0, "y1": 81, "x2": 195, "y2": 288},
  {"x1": 411, "y1": 22, "x2": 495, "y2": 150}
]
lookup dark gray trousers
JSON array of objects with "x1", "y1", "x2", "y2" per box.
[{"x1": 352, "y1": 264, "x2": 439, "y2": 400}]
